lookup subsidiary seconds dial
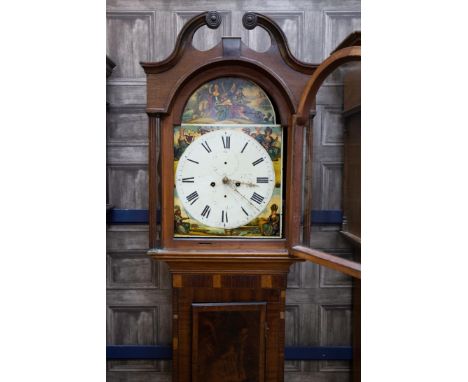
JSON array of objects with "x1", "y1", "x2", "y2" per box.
[{"x1": 175, "y1": 129, "x2": 276, "y2": 229}]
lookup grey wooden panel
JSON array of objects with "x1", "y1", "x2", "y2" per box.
[
  {"x1": 107, "y1": 359, "x2": 171, "y2": 373},
  {"x1": 107, "y1": 84, "x2": 146, "y2": 106},
  {"x1": 319, "y1": 305, "x2": 353, "y2": 372},
  {"x1": 301, "y1": 260, "x2": 320, "y2": 289},
  {"x1": 108, "y1": 359, "x2": 160, "y2": 372},
  {"x1": 107, "y1": 166, "x2": 148, "y2": 208},
  {"x1": 285, "y1": 370, "x2": 350, "y2": 382},
  {"x1": 107, "y1": 289, "x2": 172, "y2": 306},
  {"x1": 320, "y1": 305, "x2": 352, "y2": 346},
  {"x1": 302, "y1": 9, "x2": 323, "y2": 63},
  {"x1": 154, "y1": 10, "x2": 176, "y2": 61},
  {"x1": 243, "y1": 11, "x2": 304, "y2": 57},
  {"x1": 311, "y1": 86, "x2": 345, "y2": 211},
  {"x1": 157, "y1": 303, "x2": 172, "y2": 344},
  {"x1": 107, "y1": 108, "x2": 148, "y2": 143},
  {"x1": 106, "y1": 11, "x2": 155, "y2": 79},
  {"x1": 308, "y1": 229, "x2": 351, "y2": 249},
  {"x1": 107, "y1": 370, "x2": 171, "y2": 382},
  {"x1": 107, "y1": 250, "x2": 158, "y2": 289},
  {"x1": 286, "y1": 289, "x2": 352, "y2": 305},
  {"x1": 107, "y1": 225, "x2": 149, "y2": 251},
  {"x1": 299, "y1": 303, "x2": 320, "y2": 346},
  {"x1": 323, "y1": 10, "x2": 361, "y2": 59},
  {"x1": 322, "y1": 10, "x2": 361, "y2": 85},
  {"x1": 319, "y1": 106, "x2": 345, "y2": 146},
  {"x1": 285, "y1": 304, "x2": 301, "y2": 371},
  {"x1": 319, "y1": 257, "x2": 353, "y2": 288},
  {"x1": 158, "y1": 261, "x2": 172, "y2": 290},
  {"x1": 108, "y1": 306, "x2": 158, "y2": 344},
  {"x1": 107, "y1": 144, "x2": 148, "y2": 165},
  {"x1": 316, "y1": 84, "x2": 344, "y2": 106},
  {"x1": 320, "y1": 161, "x2": 343, "y2": 210},
  {"x1": 246, "y1": 21, "x2": 271, "y2": 53},
  {"x1": 286, "y1": 261, "x2": 301, "y2": 288},
  {"x1": 262, "y1": 11, "x2": 304, "y2": 58},
  {"x1": 107, "y1": 290, "x2": 172, "y2": 348}
]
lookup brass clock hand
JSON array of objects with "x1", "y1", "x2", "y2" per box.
[
  {"x1": 222, "y1": 176, "x2": 258, "y2": 188},
  {"x1": 232, "y1": 179, "x2": 258, "y2": 187},
  {"x1": 223, "y1": 177, "x2": 261, "y2": 212}
]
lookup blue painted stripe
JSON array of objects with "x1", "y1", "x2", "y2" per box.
[
  {"x1": 285, "y1": 346, "x2": 352, "y2": 360},
  {"x1": 109, "y1": 209, "x2": 149, "y2": 224},
  {"x1": 108, "y1": 209, "x2": 342, "y2": 225},
  {"x1": 311, "y1": 210, "x2": 343, "y2": 224},
  {"x1": 106, "y1": 345, "x2": 352, "y2": 361},
  {"x1": 107, "y1": 345, "x2": 172, "y2": 360}
]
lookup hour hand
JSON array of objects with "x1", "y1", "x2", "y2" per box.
[
  {"x1": 222, "y1": 176, "x2": 257, "y2": 187},
  {"x1": 222, "y1": 176, "x2": 261, "y2": 211}
]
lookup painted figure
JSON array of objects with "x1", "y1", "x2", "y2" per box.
[
  {"x1": 174, "y1": 206, "x2": 190, "y2": 234},
  {"x1": 253, "y1": 126, "x2": 281, "y2": 160},
  {"x1": 174, "y1": 128, "x2": 190, "y2": 160},
  {"x1": 259, "y1": 204, "x2": 280, "y2": 236}
]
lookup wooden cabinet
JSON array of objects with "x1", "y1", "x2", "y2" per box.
[{"x1": 169, "y1": 268, "x2": 290, "y2": 382}]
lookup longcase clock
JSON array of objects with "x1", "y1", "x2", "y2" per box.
[{"x1": 141, "y1": 11, "x2": 322, "y2": 382}]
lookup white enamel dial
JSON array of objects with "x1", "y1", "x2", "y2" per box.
[{"x1": 175, "y1": 129, "x2": 276, "y2": 229}]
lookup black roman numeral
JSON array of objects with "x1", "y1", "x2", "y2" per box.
[
  {"x1": 182, "y1": 177, "x2": 194, "y2": 183},
  {"x1": 187, "y1": 158, "x2": 199, "y2": 164},
  {"x1": 241, "y1": 207, "x2": 249, "y2": 216},
  {"x1": 256, "y1": 177, "x2": 269, "y2": 183},
  {"x1": 222, "y1": 136, "x2": 231, "y2": 149},
  {"x1": 201, "y1": 205, "x2": 211, "y2": 218},
  {"x1": 201, "y1": 141, "x2": 212, "y2": 153},
  {"x1": 221, "y1": 210, "x2": 228, "y2": 223},
  {"x1": 251, "y1": 192, "x2": 264, "y2": 204},
  {"x1": 186, "y1": 191, "x2": 199, "y2": 205},
  {"x1": 241, "y1": 142, "x2": 249, "y2": 153},
  {"x1": 252, "y1": 158, "x2": 264, "y2": 166}
]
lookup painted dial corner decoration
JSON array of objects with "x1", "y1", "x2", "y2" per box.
[{"x1": 174, "y1": 77, "x2": 283, "y2": 238}]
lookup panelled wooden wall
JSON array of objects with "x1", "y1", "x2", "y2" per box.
[{"x1": 106, "y1": 1, "x2": 360, "y2": 381}]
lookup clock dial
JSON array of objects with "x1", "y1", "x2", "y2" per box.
[{"x1": 175, "y1": 129, "x2": 276, "y2": 230}]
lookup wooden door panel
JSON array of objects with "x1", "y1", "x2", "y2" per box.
[{"x1": 192, "y1": 303, "x2": 266, "y2": 382}]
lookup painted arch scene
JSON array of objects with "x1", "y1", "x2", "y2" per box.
[{"x1": 181, "y1": 77, "x2": 277, "y2": 125}]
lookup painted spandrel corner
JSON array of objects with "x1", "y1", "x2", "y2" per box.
[{"x1": 174, "y1": 77, "x2": 283, "y2": 238}]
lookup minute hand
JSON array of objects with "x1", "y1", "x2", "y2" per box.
[
  {"x1": 229, "y1": 179, "x2": 258, "y2": 187},
  {"x1": 225, "y1": 180, "x2": 261, "y2": 212}
]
